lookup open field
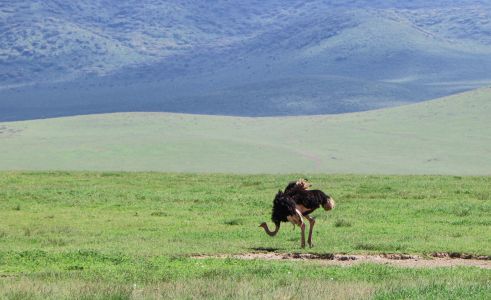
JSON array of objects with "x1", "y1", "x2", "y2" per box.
[
  {"x1": 1, "y1": 87, "x2": 491, "y2": 174},
  {"x1": 0, "y1": 172, "x2": 489, "y2": 299}
]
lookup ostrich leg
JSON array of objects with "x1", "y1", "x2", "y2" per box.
[
  {"x1": 296, "y1": 209, "x2": 306, "y2": 248},
  {"x1": 287, "y1": 209, "x2": 306, "y2": 248},
  {"x1": 300, "y1": 222, "x2": 306, "y2": 248},
  {"x1": 305, "y1": 215, "x2": 315, "y2": 248}
]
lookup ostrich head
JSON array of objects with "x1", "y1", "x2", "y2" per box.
[
  {"x1": 322, "y1": 195, "x2": 335, "y2": 211},
  {"x1": 296, "y1": 178, "x2": 312, "y2": 190}
]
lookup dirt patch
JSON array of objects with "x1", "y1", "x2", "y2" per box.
[
  {"x1": 0, "y1": 126, "x2": 23, "y2": 138},
  {"x1": 431, "y1": 252, "x2": 490, "y2": 260},
  {"x1": 192, "y1": 252, "x2": 491, "y2": 269}
]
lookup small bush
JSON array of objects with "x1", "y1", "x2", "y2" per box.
[
  {"x1": 223, "y1": 219, "x2": 244, "y2": 226},
  {"x1": 334, "y1": 219, "x2": 352, "y2": 227},
  {"x1": 150, "y1": 211, "x2": 168, "y2": 217},
  {"x1": 45, "y1": 238, "x2": 68, "y2": 246},
  {"x1": 355, "y1": 242, "x2": 379, "y2": 251},
  {"x1": 475, "y1": 192, "x2": 490, "y2": 200},
  {"x1": 23, "y1": 227, "x2": 31, "y2": 237},
  {"x1": 454, "y1": 207, "x2": 471, "y2": 217}
]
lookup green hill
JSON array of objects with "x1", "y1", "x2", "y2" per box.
[{"x1": 1, "y1": 88, "x2": 490, "y2": 174}]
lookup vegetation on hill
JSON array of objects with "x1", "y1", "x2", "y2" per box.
[
  {"x1": 1, "y1": 1, "x2": 491, "y2": 120},
  {"x1": 1, "y1": 88, "x2": 490, "y2": 174}
]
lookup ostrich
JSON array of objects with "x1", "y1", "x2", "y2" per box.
[{"x1": 259, "y1": 179, "x2": 335, "y2": 248}]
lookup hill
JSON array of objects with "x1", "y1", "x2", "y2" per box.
[
  {"x1": 1, "y1": 1, "x2": 491, "y2": 120},
  {"x1": 0, "y1": 87, "x2": 490, "y2": 174}
]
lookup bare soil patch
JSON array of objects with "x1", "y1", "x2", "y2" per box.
[
  {"x1": 0, "y1": 126, "x2": 23, "y2": 138},
  {"x1": 193, "y1": 252, "x2": 491, "y2": 269}
]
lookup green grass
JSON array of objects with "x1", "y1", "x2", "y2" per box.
[
  {"x1": 0, "y1": 172, "x2": 490, "y2": 299},
  {"x1": 1, "y1": 257, "x2": 489, "y2": 299},
  {"x1": 1, "y1": 88, "x2": 491, "y2": 174}
]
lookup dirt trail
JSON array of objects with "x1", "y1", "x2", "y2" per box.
[{"x1": 193, "y1": 252, "x2": 491, "y2": 269}]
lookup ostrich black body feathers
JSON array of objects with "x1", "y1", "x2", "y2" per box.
[
  {"x1": 270, "y1": 181, "x2": 332, "y2": 223},
  {"x1": 283, "y1": 181, "x2": 331, "y2": 215},
  {"x1": 271, "y1": 190, "x2": 296, "y2": 226}
]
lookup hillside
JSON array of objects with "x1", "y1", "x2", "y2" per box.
[
  {"x1": 0, "y1": 88, "x2": 490, "y2": 174},
  {"x1": 1, "y1": 1, "x2": 491, "y2": 120}
]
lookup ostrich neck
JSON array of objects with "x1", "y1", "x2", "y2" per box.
[{"x1": 262, "y1": 223, "x2": 280, "y2": 236}]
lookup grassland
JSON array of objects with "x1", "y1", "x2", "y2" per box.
[
  {"x1": 1, "y1": 88, "x2": 491, "y2": 175},
  {"x1": 0, "y1": 172, "x2": 489, "y2": 299}
]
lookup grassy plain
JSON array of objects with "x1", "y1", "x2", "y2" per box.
[
  {"x1": 1, "y1": 88, "x2": 491, "y2": 174},
  {"x1": 0, "y1": 172, "x2": 490, "y2": 299}
]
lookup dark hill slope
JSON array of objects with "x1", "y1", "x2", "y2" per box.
[{"x1": 1, "y1": 1, "x2": 491, "y2": 120}]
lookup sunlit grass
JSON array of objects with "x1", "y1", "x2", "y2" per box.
[{"x1": 0, "y1": 172, "x2": 489, "y2": 299}]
